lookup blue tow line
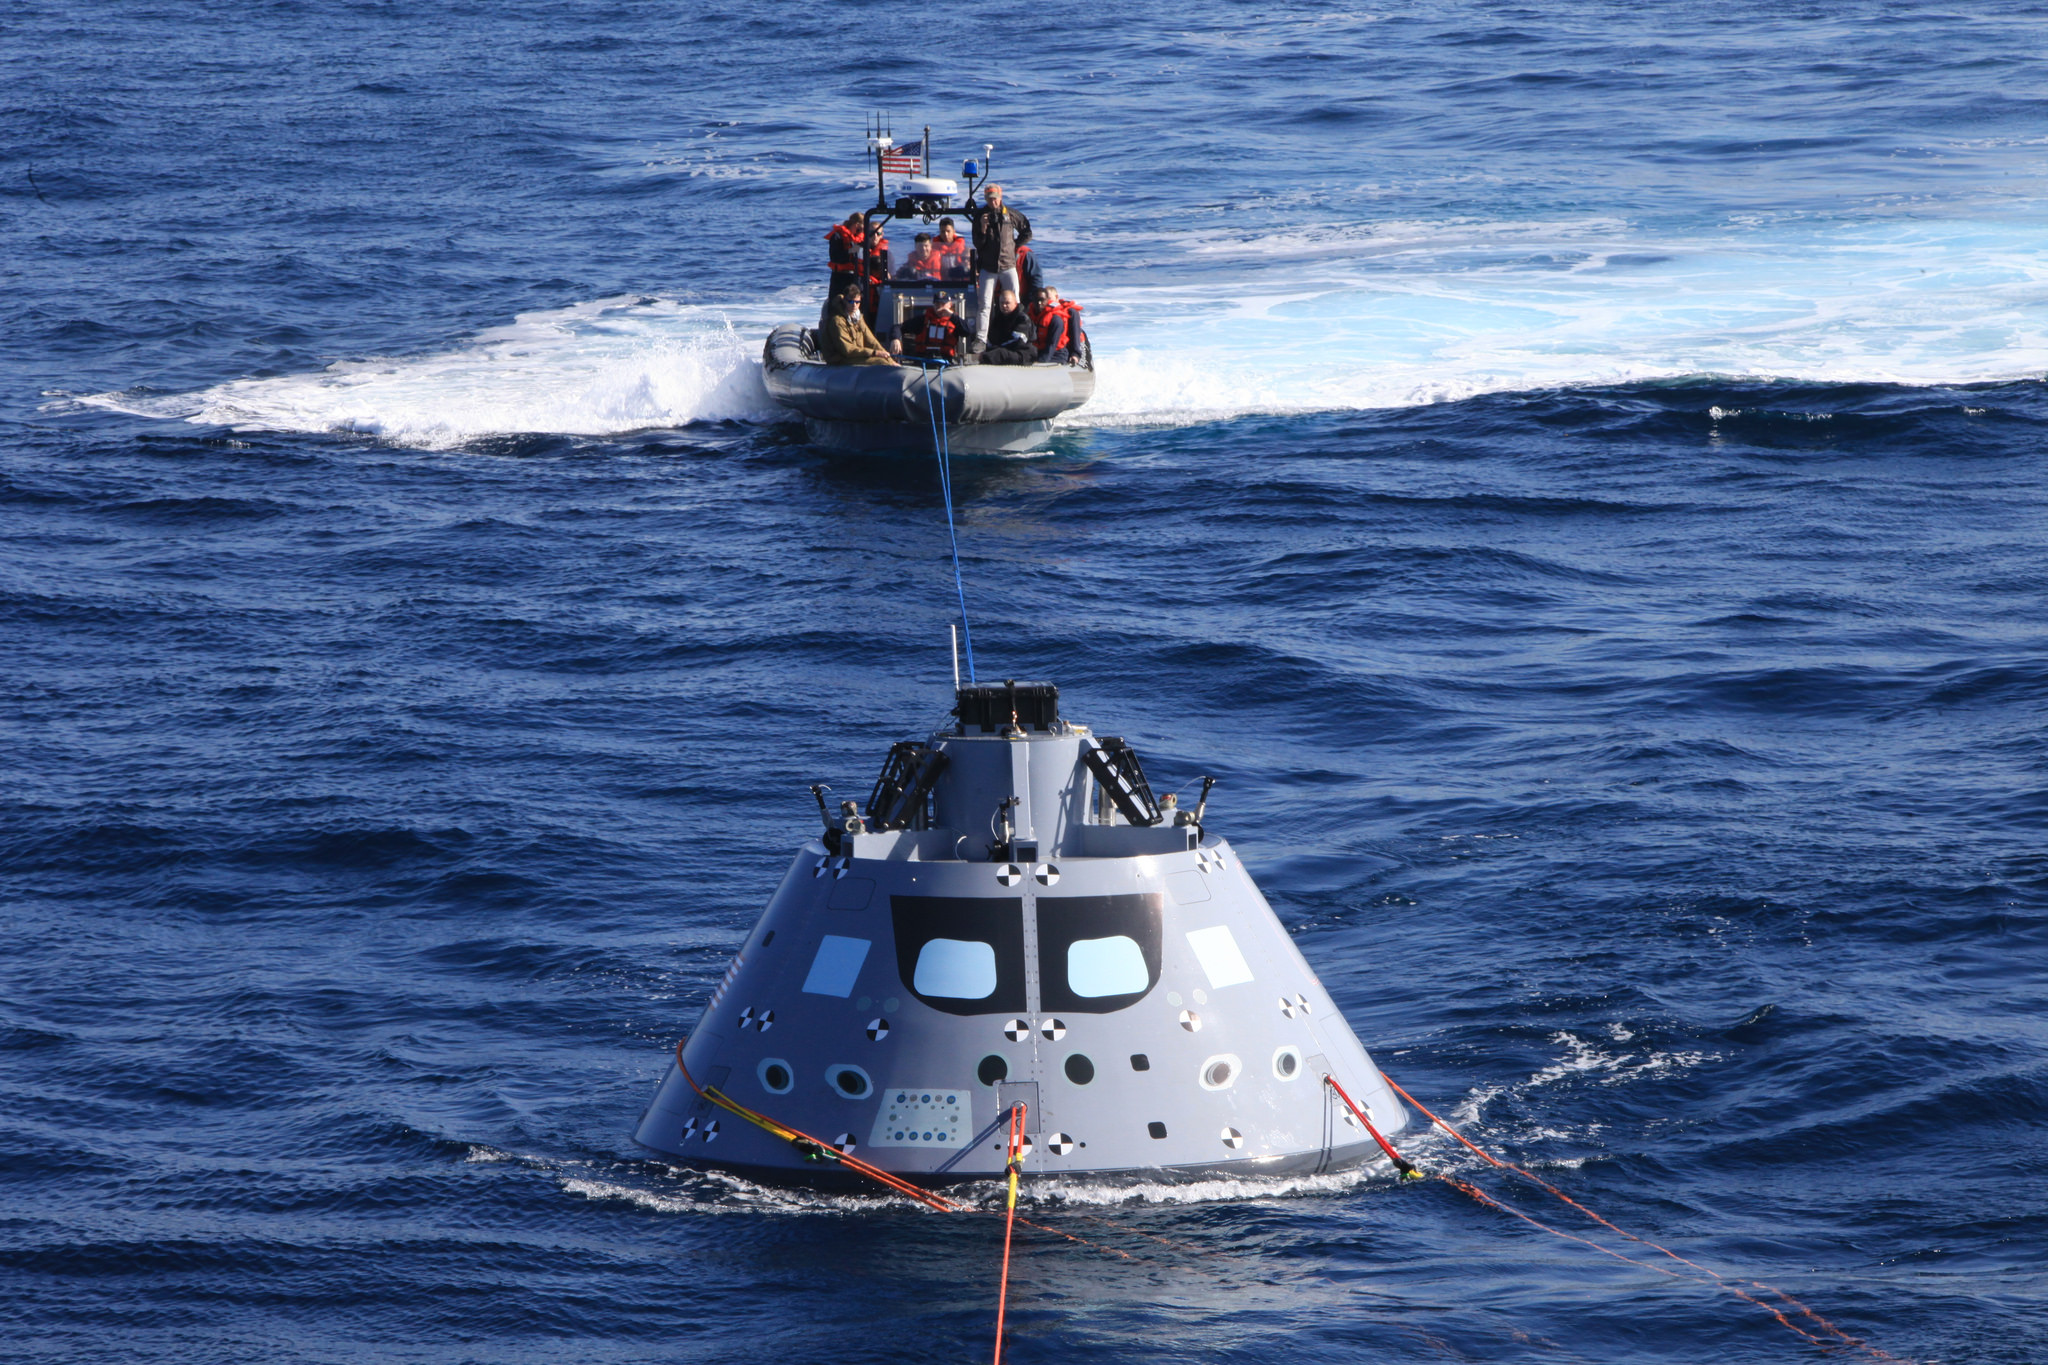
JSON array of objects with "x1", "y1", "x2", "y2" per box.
[{"x1": 921, "y1": 360, "x2": 977, "y2": 684}]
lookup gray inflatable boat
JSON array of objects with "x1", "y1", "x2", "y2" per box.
[{"x1": 762, "y1": 323, "x2": 1094, "y2": 454}]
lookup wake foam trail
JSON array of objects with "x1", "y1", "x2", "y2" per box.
[
  {"x1": 1076, "y1": 212, "x2": 2048, "y2": 425},
  {"x1": 65, "y1": 210, "x2": 2048, "y2": 446},
  {"x1": 1023, "y1": 1164, "x2": 1389, "y2": 1206},
  {"x1": 531, "y1": 1148, "x2": 1397, "y2": 1217},
  {"x1": 73, "y1": 295, "x2": 796, "y2": 450}
]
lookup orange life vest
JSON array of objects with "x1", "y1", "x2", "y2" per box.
[
  {"x1": 913, "y1": 308, "x2": 963, "y2": 360},
  {"x1": 826, "y1": 223, "x2": 865, "y2": 273},
  {"x1": 1033, "y1": 300, "x2": 1081, "y2": 352}
]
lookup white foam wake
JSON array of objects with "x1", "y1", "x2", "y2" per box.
[
  {"x1": 64, "y1": 210, "x2": 2048, "y2": 447},
  {"x1": 74, "y1": 294, "x2": 794, "y2": 450},
  {"x1": 1079, "y1": 212, "x2": 2048, "y2": 423}
]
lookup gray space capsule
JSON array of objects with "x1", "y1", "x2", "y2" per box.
[{"x1": 635, "y1": 682, "x2": 1410, "y2": 1185}]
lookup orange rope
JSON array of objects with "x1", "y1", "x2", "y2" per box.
[
  {"x1": 1444, "y1": 1173, "x2": 1836, "y2": 1348},
  {"x1": 669, "y1": 1038, "x2": 1881, "y2": 1357},
  {"x1": 1323, "y1": 1074, "x2": 1423, "y2": 1177},
  {"x1": 993, "y1": 1101, "x2": 1027, "y2": 1365},
  {"x1": 673, "y1": 1038, "x2": 964, "y2": 1212},
  {"x1": 1377, "y1": 1071, "x2": 1908, "y2": 1363},
  {"x1": 1012, "y1": 1213, "x2": 1137, "y2": 1260},
  {"x1": 673, "y1": 1039, "x2": 1146, "y2": 1265}
]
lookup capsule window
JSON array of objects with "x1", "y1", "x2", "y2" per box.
[
  {"x1": 1272, "y1": 1045, "x2": 1303, "y2": 1081},
  {"x1": 1130, "y1": 1053, "x2": 1150, "y2": 1071},
  {"x1": 758, "y1": 1058, "x2": 794, "y2": 1094},
  {"x1": 1036, "y1": 893, "x2": 1164, "y2": 1014},
  {"x1": 1066, "y1": 936, "x2": 1149, "y2": 998},
  {"x1": 825, "y1": 1064, "x2": 872, "y2": 1099},
  {"x1": 1147, "y1": 1121, "x2": 1168, "y2": 1139},
  {"x1": 1198, "y1": 1054, "x2": 1241, "y2": 1092},
  {"x1": 891, "y1": 896, "x2": 1026, "y2": 1016},
  {"x1": 977, "y1": 1054, "x2": 1009, "y2": 1087},
  {"x1": 912, "y1": 939, "x2": 996, "y2": 1000},
  {"x1": 1064, "y1": 1053, "x2": 1096, "y2": 1085}
]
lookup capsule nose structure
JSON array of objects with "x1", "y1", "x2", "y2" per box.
[{"x1": 635, "y1": 681, "x2": 1410, "y2": 1185}]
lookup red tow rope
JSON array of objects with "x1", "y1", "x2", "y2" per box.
[
  {"x1": 1323, "y1": 1074, "x2": 1425, "y2": 1178},
  {"x1": 992, "y1": 1101, "x2": 1027, "y2": 1365},
  {"x1": 1375, "y1": 1071, "x2": 1907, "y2": 1361},
  {"x1": 672, "y1": 1037, "x2": 964, "y2": 1212}
]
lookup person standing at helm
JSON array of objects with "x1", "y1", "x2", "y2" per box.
[{"x1": 969, "y1": 184, "x2": 1032, "y2": 347}]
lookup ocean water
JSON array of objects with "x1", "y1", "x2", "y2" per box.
[{"x1": 4, "y1": 2, "x2": 2046, "y2": 1361}]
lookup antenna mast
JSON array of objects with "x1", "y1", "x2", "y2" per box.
[{"x1": 866, "y1": 111, "x2": 892, "y2": 209}]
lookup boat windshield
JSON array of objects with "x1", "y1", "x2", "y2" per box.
[
  {"x1": 855, "y1": 208, "x2": 978, "y2": 341},
  {"x1": 873, "y1": 280, "x2": 976, "y2": 342}
]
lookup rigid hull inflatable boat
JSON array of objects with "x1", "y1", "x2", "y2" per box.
[
  {"x1": 762, "y1": 323, "x2": 1094, "y2": 455},
  {"x1": 635, "y1": 682, "x2": 1410, "y2": 1186},
  {"x1": 761, "y1": 126, "x2": 1094, "y2": 454}
]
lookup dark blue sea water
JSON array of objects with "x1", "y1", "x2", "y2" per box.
[{"x1": 6, "y1": 2, "x2": 2047, "y2": 1361}]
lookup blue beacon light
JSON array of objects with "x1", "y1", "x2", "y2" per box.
[{"x1": 962, "y1": 159, "x2": 979, "y2": 178}]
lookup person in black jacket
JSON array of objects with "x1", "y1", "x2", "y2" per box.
[
  {"x1": 977, "y1": 288, "x2": 1037, "y2": 365},
  {"x1": 969, "y1": 184, "x2": 1032, "y2": 346}
]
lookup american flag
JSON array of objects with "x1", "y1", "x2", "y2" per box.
[{"x1": 879, "y1": 136, "x2": 924, "y2": 174}]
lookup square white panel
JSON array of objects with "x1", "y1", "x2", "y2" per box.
[
  {"x1": 869, "y1": 1088, "x2": 970, "y2": 1148},
  {"x1": 801, "y1": 934, "x2": 871, "y2": 997},
  {"x1": 1185, "y1": 925, "x2": 1254, "y2": 988}
]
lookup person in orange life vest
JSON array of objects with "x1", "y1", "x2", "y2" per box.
[
  {"x1": 894, "y1": 233, "x2": 942, "y2": 280},
  {"x1": 1033, "y1": 286, "x2": 1079, "y2": 363},
  {"x1": 906, "y1": 293, "x2": 967, "y2": 362},
  {"x1": 859, "y1": 226, "x2": 893, "y2": 324},
  {"x1": 1056, "y1": 293, "x2": 1086, "y2": 363},
  {"x1": 826, "y1": 213, "x2": 866, "y2": 288},
  {"x1": 863, "y1": 226, "x2": 892, "y2": 282},
  {"x1": 933, "y1": 218, "x2": 971, "y2": 280}
]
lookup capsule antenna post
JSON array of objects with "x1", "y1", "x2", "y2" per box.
[
  {"x1": 810, "y1": 782, "x2": 833, "y2": 831},
  {"x1": 1193, "y1": 775, "x2": 1218, "y2": 827},
  {"x1": 989, "y1": 795, "x2": 1019, "y2": 861}
]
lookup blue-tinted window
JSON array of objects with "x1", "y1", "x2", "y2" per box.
[
  {"x1": 890, "y1": 896, "x2": 1025, "y2": 1016},
  {"x1": 1067, "y1": 935, "x2": 1148, "y2": 997},
  {"x1": 1037, "y1": 894, "x2": 1163, "y2": 1014},
  {"x1": 913, "y1": 938, "x2": 998, "y2": 999}
]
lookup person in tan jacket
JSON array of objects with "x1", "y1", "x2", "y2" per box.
[{"x1": 818, "y1": 287, "x2": 898, "y2": 365}]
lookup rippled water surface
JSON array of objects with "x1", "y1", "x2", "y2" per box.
[{"x1": 5, "y1": 2, "x2": 2047, "y2": 1361}]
